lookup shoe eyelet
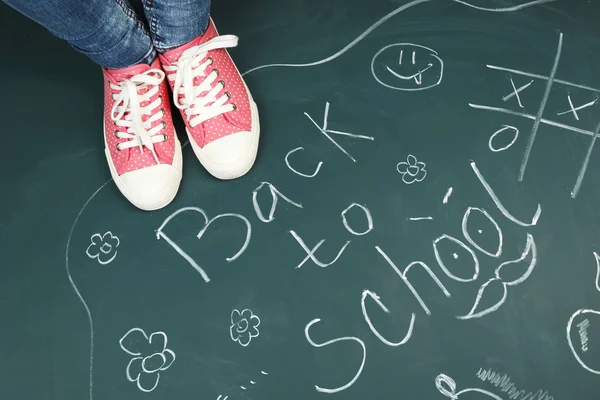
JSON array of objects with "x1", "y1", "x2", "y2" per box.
[
  {"x1": 162, "y1": 134, "x2": 169, "y2": 141},
  {"x1": 213, "y1": 69, "x2": 219, "y2": 77},
  {"x1": 218, "y1": 79, "x2": 225, "y2": 88},
  {"x1": 159, "y1": 107, "x2": 166, "y2": 116},
  {"x1": 207, "y1": 57, "x2": 213, "y2": 65},
  {"x1": 114, "y1": 130, "x2": 120, "y2": 138},
  {"x1": 225, "y1": 92, "x2": 231, "y2": 99},
  {"x1": 231, "y1": 103, "x2": 237, "y2": 111},
  {"x1": 161, "y1": 122, "x2": 167, "y2": 130},
  {"x1": 116, "y1": 143, "x2": 122, "y2": 151}
]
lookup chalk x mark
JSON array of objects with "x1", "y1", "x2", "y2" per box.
[
  {"x1": 558, "y1": 96, "x2": 598, "y2": 121},
  {"x1": 503, "y1": 77, "x2": 533, "y2": 107}
]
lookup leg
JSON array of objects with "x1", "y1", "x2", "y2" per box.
[
  {"x1": 141, "y1": 0, "x2": 211, "y2": 52},
  {"x1": 2, "y1": 0, "x2": 155, "y2": 69}
]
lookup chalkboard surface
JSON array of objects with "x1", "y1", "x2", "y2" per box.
[{"x1": 1, "y1": 0, "x2": 600, "y2": 399}]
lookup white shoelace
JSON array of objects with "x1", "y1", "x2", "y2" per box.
[
  {"x1": 110, "y1": 69, "x2": 167, "y2": 163},
  {"x1": 163, "y1": 35, "x2": 239, "y2": 128}
]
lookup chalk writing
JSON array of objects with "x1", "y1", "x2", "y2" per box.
[
  {"x1": 285, "y1": 147, "x2": 323, "y2": 178},
  {"x1": 443, "y1": 187, "x2": 453, "y2": 204},
  {"x1": 290, "y1": 230, "x2": 351, "y2": 268},
  {"x1": 371, "y1": 43, "x2": 443, "y2": 91},
  {"x1": 475, "y1": 368, "x2": 555, "y2": 400},
  {"x1": 304, "y1": 102, "x2": 375, "y2": 162},
  {"x1": 361, "y1": 290, "x2": 415, "y2": 346},
  {"x1": 567, "y1": 308, "x2": 600, "y2": 375},
  {"x1": 462, "y1": 207, "x2": 503, "y2": 258},
  {"x1": 304, "y1": 318, "x2": 366, "y2": 394},
  {"x1": 86, "y1": 231, "x2": 120, "y2": 265},
  {"x1": 489, "y1": 125, "x2": 519, "y2": 152},
  {"x1": 503, "y1": 77, "x2": 533, "y2": 108},
  {"x1": 341, "y1": 203, "x2": 374, "y2": 236},
  {"x1": 595, "y1": 251, "x2": 600, "y2": 292},
  {"x1": 119, "y1": 328, "x2": 176, "y2": 393},
  {"x1": 433, "y1": 234, "x2": 480, "y2": 283},
  {"x1": 436, "y1": 373, "x2": 502, "y2": 400},
  {"x1": 252, "y1": 181, "x2": 303, "y2": 223},
  {"x1": 230, "y1": 309, "x2": 261, "y2": 347},
  {"x1": 471, "y1": 31, "x2": 600, "y2": 198},
  {"x1": 156, "y1": 207, "x2": 252, "y2": 283},
  {"x1": 397, "y1": 154, "x2": 427, "y2": 184},
  {"x1": 577, "y1": 319, "x2": 590, "y2": 352}
]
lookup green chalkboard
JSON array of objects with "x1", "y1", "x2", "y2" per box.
[{"x1": 2, "y1": 0, "x2": 600, "y2": 399}]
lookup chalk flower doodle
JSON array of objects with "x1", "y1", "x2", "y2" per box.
[
  {"x1": 230, "y1": 309, "x2": 260, "y2": 347},
  {"x1": 396, "y1": 154, "x2": 427, "y2": 184},
  {"x1": 86, "y1": 231, "x2": 120, "y2": 265},
  {"x1": 119, "y1": 328, "x2": 176, "y2": 393}
]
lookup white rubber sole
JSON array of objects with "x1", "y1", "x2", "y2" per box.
[
  {"x1": 104, "y1": 128, "x2": 183, "y2": 211},
  {"x1": 187, "y1": 93, "x2": 260, "y2": 180}
]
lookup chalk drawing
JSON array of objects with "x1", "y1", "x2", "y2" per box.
[
  {"x1": 371, "y1": 43, "x2": 443, "y2": 91},
  {"x1": 252, "y1": 181, "x2": 303, "y2": 223},
  {"x1": 361, "y1": 290, "x2": 415, "y2": 346},
  {"x1": 461, "y1": 207, "x2": 503, "y2": 258},
  {"x1": 567, "y1": 309, "x2": 600, "y2": 374},
  {"x1": 397, "y1": 154, "x2": 427, "y2": 184},
  {"x1": 341, "y1": 203, "x2": 374, "y2": 236},
  {"x1": 475, "y1": 368, "x2": 554, "y2": 400},
  {"x1": 409, "y1": 216, "x2": 433, "y2": 221},
  {"x1": 577, "y1": 319, "x2": 590, "y2": 353},
  {"x1": 595, "y1": 251, "x2": 600, "y2": 293},
  {"x1": 230, "y1": 309, "x2": 260, "y2": 347},
  {"x1": 443, "y1": 187, "x2": 453, "y2": 204},
  {"x1": 290, "y1": 230, "x2": 351, "y2": 268},
  {"x1": 471, "y1": 161, "x2": 541, "y2": 227},
  {"x1": 489, "y1": 125, "x2": 519, "y2": 152},
  {"x1": 557, "y1": 95, "x2": 597, "y2": 121},
  {"x1": 433, "y1": 234, "x2": 480, "y2": 283},
  {"x1": 285, "y1": 147, "x2": 324, "y2": 178},
  {"x1": 86, "y1": 231, "x2": 120, "y2": 265},
  {"x1": 156, "y1": 207, "x2": 252, "y2": 283},
  {"x1": 242, "y1": 0, "x2": 553, "y2": 76},
  {"x1": 305, "y1": 318, "x2": 366, "y2": 394},
  {"x1": 304, "y1": 102, "x2": 375, "y2": 162},
  {"x1": 436, "y1": 373, "x2": 503, "y2": 400},
  {"x1": 119, "y1": 328, "x2": 176, "y2": 393},
  {"x1": 375, "y1": 245, "x2": 451, "y2": 316},
  {"x1": 503, "y1": 77, "x2": 533, "y2": 108},
  {"x1": 457, "y1": 233, "x2": 537, "y2": 320}
]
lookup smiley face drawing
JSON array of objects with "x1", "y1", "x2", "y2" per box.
[{"x1": 371, "y1": 43, "x2": 444, "y2": 91}]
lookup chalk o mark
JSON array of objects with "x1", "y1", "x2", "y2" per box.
[
  {"x1": 433, "y1": 234, "x2": 480, "y2": 282},
  {"x1": 489, "y1": 125, "x2": 519, "y2": 152},
  {"x1": 341, "y1": 203, "x2": 374, "y2": 236},
  {"x1": 285, "y1": 147, "x2": 323, "y2": 178}
]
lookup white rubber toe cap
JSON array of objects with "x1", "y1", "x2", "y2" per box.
[
  {"x1": 117, "y1": 164, "x2": 182, "y2": 211},
  {"x1": 191, "y1": 130, "x2": 259, "y2": 180}
]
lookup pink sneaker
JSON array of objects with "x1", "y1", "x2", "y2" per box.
[
  {"x1": 159, "y1": 19, "x2": 260, "y2": 180},
  {"x1": 103, "y1": 58, "x2": 183, "y2": 210}
]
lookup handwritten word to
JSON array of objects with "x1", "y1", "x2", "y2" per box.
[
  {"x1": 230, "y1": 309, "x2": 260, "y2": 347},
  {"x1": 86, "y1": 231, "x2": 120, "y2": 265},
  {"x1": 119, "y1": 328, "x2": 176, "y2": 393},
  {"x1": 475, "y1": 368, "x2": 555, "y2": 400}
]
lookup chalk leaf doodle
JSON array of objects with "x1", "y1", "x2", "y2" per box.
[
  {"x1": 119, "y1": 328, "x2": 176, "y2": 393},
  {"x1": 85, "y1": 231, "x2": 120, "y2": 265},
  {"x1": 397, "y1": 154, "x2": 427, "y2": 184},
  {"x1": 230, "y1": 309, "x2": 261, "y2": 347}
]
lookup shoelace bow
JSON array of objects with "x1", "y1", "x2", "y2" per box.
[
  {"x1": 110, "y1": 69, "x2": 166, "y2": 163},
  {"x1": 163, "y1": 35, "x2": 239, "y2": 128}
]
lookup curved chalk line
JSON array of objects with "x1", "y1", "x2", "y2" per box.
[
  {"x1": 65, "y1": 179, "x2": 112, "y2": 400},
  {"x1": 241, "y1": 0, "x2": 554, "y2": 76}
]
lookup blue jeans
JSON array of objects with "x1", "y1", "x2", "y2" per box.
[{"x1": 2, "y1": 0, "x2": 211, "y2": 69}]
